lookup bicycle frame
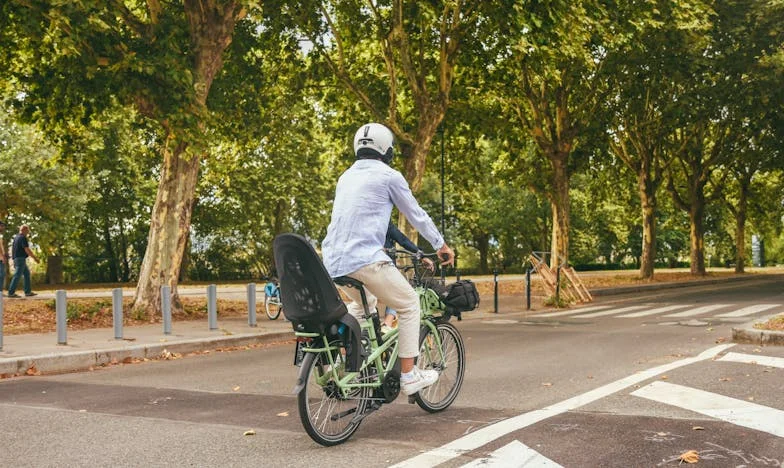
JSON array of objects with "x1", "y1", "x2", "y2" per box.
[{"x1": 294, "y1": 287, "x2": 447, "y2": 399}]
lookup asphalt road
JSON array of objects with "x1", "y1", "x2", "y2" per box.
[{"x1": 1, "y1": 278, "x2": 782, "y2": 467}]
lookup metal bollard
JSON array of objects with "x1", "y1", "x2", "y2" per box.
[
  {"x1": 555, "y1": 265, "x2": 562, "y2": 305},
  {"x1": 112, "y1": 288, "x2": 123, "y2": 340},
  {"x1": 207, "y1": 284, "x2": 217, "y2": 330},
  {"x1": 493, "y1": 269, "x2": 499, "y2": 314},
  {"x1": 0, "y1": 294, "x2": 4, "y2": 351},
  {"x1": 526, "y1": 267, "x2": 532, "y2": 310},
  {"x1": 56, "y1": 290, "x2": 67, "y2": 345},
  {"x1": 161, "y1": 285, "x2": 172, "y2": 335},
  {"x1": 247, "y1": 283, "x2": 257, "y2": 327}
]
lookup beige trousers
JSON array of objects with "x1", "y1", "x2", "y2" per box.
[{"x1": 338, "y1": 261, "x2": 420, "y2": 358}]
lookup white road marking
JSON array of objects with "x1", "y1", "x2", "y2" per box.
[
  {"x1": 535, "y1": 305, "x2": 611, "y2": 318},
  {"x1": 460, "y1": 440, "x2": 563, "y2": 468},
  {"x1": 631, "y1": 381, "x2": 784, "y2": 438},
  {"x1": 718, "y1": 352, "x2": 784, "y2": 369},
  {"x1": 715, "y1": 304, "x2": 780, "y2": 318},
  {"x1": 575, "y1": 305, "x2": 647, "y2": 318},
  {"x1": 664, "y1": 304, "x2": 731, "y2": 318},
  {"x1": 618, "y1": 304, "x2": 690, "y2": 318},
  {"x1": 391, "y1": 344, "x2": 735, "y2": 468}
]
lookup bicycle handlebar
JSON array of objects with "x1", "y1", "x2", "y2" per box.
[{"x1": 385, "y1": 248, "x2": 440, "y2": 259}]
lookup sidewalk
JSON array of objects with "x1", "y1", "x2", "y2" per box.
[
  {"x1": 0, "y1": 317, "x2": 294, "y2": 376},
  {"x1": 1, "y1": 273, "x2": 781, "y2": 377}
]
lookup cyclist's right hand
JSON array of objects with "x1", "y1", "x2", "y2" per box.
[{"x1": 437, "y1": 243, "x2": 455, "y2": 266}]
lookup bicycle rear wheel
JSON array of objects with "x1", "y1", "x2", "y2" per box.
[
  {"x1": 414, "y1": 321, "x2": 465, "y2": 412},
  {"x1": 297, "y1": 349, "x2": 371, "y2": 446},
  {"x1": 264, "y1": 294, "x2": 281, "y2": 320}
]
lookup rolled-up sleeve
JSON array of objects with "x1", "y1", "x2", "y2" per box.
[{"x1": 388, "y1": 172, "x2": 444, "y2": 250}]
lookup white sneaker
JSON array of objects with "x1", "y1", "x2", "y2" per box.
[{"x1": 400, "y1": 367, "x2": 439, "y2": 395}]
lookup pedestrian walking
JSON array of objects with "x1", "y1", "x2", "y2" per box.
[
  {"x1": 7, "y1": 224, "x2": 39, "y2": 298},
  {"x1": 0, "y1": 221, "x2": 7, "y2": 289}
]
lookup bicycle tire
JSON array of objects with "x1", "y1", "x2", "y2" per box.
[
  {"x1": 414, "y1": 321, "x2": 466, "y2": 412},
  {"x1": 264, "y1": 294, "x2": 281, "y2": 320},
  {"x1": 297, "y1": 349, "x2": 371, "y2": 446}
]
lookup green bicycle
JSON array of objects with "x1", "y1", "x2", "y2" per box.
[{"x1": 273, "y1": 234, "x2": 474, "y2": 446}]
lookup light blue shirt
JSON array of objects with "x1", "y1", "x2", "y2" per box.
[{"x1": 322, "y1": 159, "x2": 445, "y2": 278}]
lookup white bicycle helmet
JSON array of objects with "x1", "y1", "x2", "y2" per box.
[{"x1": 353, "y1": 123, "x2": 395, "y2": 164}]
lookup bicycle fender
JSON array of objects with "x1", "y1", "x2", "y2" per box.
[{"x1": 293, "y1": 361, "x2": 310, "y2": 395}]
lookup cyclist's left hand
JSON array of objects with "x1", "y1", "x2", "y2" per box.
[{"x1": 422, "y1": 257, "x2": 435, "y2": 271}]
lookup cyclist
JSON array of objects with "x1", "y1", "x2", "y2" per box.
[
  {"x1": 322, "y1": 122, "x2": 454, "y2": 396},
  {"x1": 381, "y1": 220, "x2": 434, "y2": 334}
]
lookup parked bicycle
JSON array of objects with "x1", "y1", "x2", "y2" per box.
[
  {"x1": 263, "y1": 278, "x2": 284, "y2": 320},
  {"x1": 273, "y1": 234, "x2": 478, "y2": 446}
]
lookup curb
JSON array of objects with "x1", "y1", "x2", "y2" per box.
[
  {"x1": 732, "y1": 313, "x2": 784, "y2": 346},
  {"x1": 0, "y1": 331, "x2": 293, "y2": 376},
  {"x1": 590, "y1": 273, "x2": 782, "y2": 297}
]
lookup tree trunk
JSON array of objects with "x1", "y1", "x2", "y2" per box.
[
  {"x1": 689, "y1": 200, "x2": 706, "y2": 275},
  {"x1": 475, "y1": 233, "x2": 490, "y2": 275},
  {"x1": 133, "y1": 141, "x2": 200, "y2": 313},
  {"x1": 734, "y1": 184, "x2": 748, "y2": 273},
  {"x1": 639, "y1": 174, "x2": 657, "y2": 279},
  {"x1": 549, "y1": 154, "x2": 570, "y2": 269},
  {"x1": 102, "y1": 215, "x2": 119, "y2": 281},
  {"x1": 398, "y1": 117, "x2": 442, "y2": 243}
]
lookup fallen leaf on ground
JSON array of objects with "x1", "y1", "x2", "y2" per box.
[
  {"x1": 692, "y1": 426, "x2": 705, "y2": 431},
  {"x1": 661, "y1": 375, "x2": 669, "y2": 380},
  {"x1": 233, "y1": 386, "x2": 240, "y2": 391},
  {"x1": 541, "y1": 382, "x2": 552, "y2": 387},
  {"x1": 679, "y1": 450, "x2": 699, "y2": 464},
  {"x1": 748, "y1": 396, "x2": 755, "y2": 401},
  {"x1": 719, "y1": 377, "x2": 731, "y2": 382},
  {"x1": 277, "y1": 411, "x2": 289, "y2": 417},
  {"x1": 714, "y1": 337, "x2": 727, "y2": 344},
  {"x1": 243, "y1": 429, "x2": 256, "y2": 436},
  {"x1": 753, "y1": 348, "x2": 762, "y2": 353},
  {"x1": 25, "y1": 365, "x2": 41, "y2": 376}
]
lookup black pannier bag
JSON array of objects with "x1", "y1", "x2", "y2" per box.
[{"x1": 441, "y1": 279, "x2": 480, "y2": 320}]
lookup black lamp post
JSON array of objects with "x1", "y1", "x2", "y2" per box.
[{"x1": 440, "y1": 122, "x2": 446, "y2": 283}]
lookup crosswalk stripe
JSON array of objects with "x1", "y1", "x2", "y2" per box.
[
  {"x1": 718, "y1": 352, "x2": 784, "y2": 369},
  {"x1": 461, "y1": 440, "x2": 563, "y2": 468},
  {"x1": 618, "y1": 304, "x2": 690, "y2": 318},
  {"x1": 631, "y1": 381, "x2": 784, "y2": 438},
  {"x1": 575, "y1": 305, "x2": 648, "y2": 318},
  {"x1": 664, "y1": 304, "x2": 731, "y2": 318},
  {"x1": 536, "y1": 305, "x2": 611, "y2": 318},
  {"x1": 715, "y1": 304, "x2": 780, "y2": 318}
]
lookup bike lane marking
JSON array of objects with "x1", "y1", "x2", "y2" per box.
[
  {"x1": 717, "y1": 352, "x2": 784, "y2": 369},
  {"x1": 630, "y1": 381, "x2": 784, "y2": 438},
  {"x1": 390, "y1": 343, "x2": 735, "y2": 468},
  {"x1": 460, "y1": 440, "x2": 563, "y2": 468}
]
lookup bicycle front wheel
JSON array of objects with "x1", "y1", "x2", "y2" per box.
[
  {"x1": 297, "y1": 350, "x2": 371, "y2": 446},
  {"x1": 415, "y1": 321, "x2": 466, "y2": 412},
  {"x1": 264, "y1": 294, "x2": 281, "y2": 320}
]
